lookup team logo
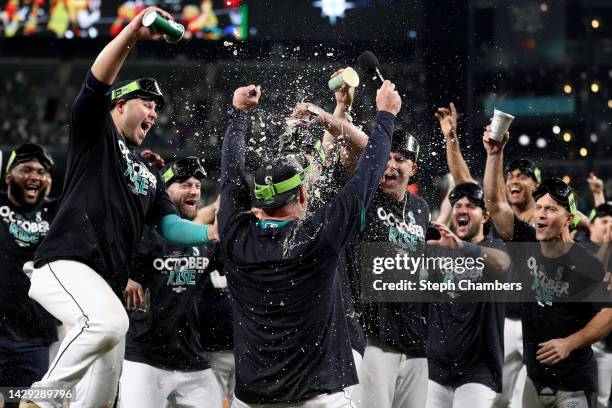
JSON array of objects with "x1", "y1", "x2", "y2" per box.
[
  {"x1": 0, "y1": 205, "x2": 50, "y2": 247},
  {"x1": 118, "y1": 140, "x2": 158, "y2": 196},
  {"x1": 377, "y1": 206, "x2": 424, "y2": 251}
]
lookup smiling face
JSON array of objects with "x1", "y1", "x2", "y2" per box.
[
  {"x1": 534, "y1": 193, "x2": 572, "y2": 242},
  {"x1": 506, "y1": 169, "x2": 538, "y2": 207},
  {"x1": 5, "y1": 161, "x2": 50, "y2": 209},
  {"x1": 451, "y1": 196, "x2": 488, "y2": 242},
  {"x1": 166, "y1": 176, "x2": 202, "y2": 221},
  {"x1": 380, "y1": 151, "x2": 416, "y2": 202},
  {"x1": 114, "y1": 98, "x2": 157, "y2": 146}
]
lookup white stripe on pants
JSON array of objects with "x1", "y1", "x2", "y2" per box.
[
  {"x1": 352, "y1": 338, "x2": 428, "y2": 408},
  {"x1": 26, "y1": 260, "x2": 129, "y2": 408},
  {"x1": 425, "y1": 380, "x2": 497, "y2": 408},
  {"x1": 119, "y1": 360, "x2": 222, "y2": 408}
]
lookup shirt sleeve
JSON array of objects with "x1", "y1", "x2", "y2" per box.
[
  {"x1": 71, "y1": 70, "x2": 113, "y2": 145},
  {"x1": 512, "y1": 214, "x2": 537, "y2": 242},
  {"x1": 218, "y1": 111, "x2": 251, "y2": 237},
  {"x1": 315, "y1": 111, "x2": 394, "y2": 253}
]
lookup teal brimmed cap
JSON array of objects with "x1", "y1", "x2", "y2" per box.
[
  {"x1": 252, "y1": 157, "x2": 311, "y2": 209},
  {"x1": 111, "y1": 78, "x2": 164, "y2": 110},
  {"x1": 391, "y1": 130, "x2": 419, "y2": 162},
  {"x1": 6, "y1": 143, "x2": 54, "y2": 173},
  {"x1": 162, "y1": 156, "x2": 206, "y2": 186}
]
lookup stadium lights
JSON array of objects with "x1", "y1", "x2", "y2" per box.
[
  {"x1": 579, "y1": 147, "x2": 588, "y2": 157},
  {"x1": 591, "y1": 19, "x2": 600, "y2": 29},
  {"x1": 519, "y1": 134, "x2": 530, "y2": 146},
  {"x1": 563, "y1": 84, "x2": 572, "y2": 94},
  {"x1": 563, "y1": 176, "x2": 571, "y2": 184},
  {"x1": 536, "y1": 138, "x2": 547, "y2": 148},
  {"x1": 563, "y1": 132, "x2": 572, "y2": 142},
  {"x1": 552, "y1": 125, "x2": 560, "y2": 134},
  {"x1": 591, "y1": 82, "x2": 600, "y2": 93}
]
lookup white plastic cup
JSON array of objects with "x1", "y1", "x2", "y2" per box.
[{"x1": 490, "y1": 109, "x2": 515, "y2": 142}]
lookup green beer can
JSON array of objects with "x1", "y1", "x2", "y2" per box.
[{"x1": 142, "y1": 11, "x2": 185, "y2": 44}]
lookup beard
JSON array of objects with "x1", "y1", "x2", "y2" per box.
[
  {"x1": 455, "y1": 221, "x2": 482, "y2": 242},
  {"x1": 9, "y1": 179, "x2": 45, "y2": 211},
  {"x1": 178, "y1": 204, "x2": 198, "y2": 221}
]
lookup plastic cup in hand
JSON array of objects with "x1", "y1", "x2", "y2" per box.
[
  {"x1": 142, "y1": 11, "x2": 185, "y2": 43},
  {"x1": 490, "y1": 109, "x2": 515, "y2": 142},
  {"x1": 328, "y1": 67, "x2": 360, "y2": 91}
]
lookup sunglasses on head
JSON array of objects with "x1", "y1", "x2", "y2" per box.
[
  {"x1": 449, "y1": 183, "x2": 485, "y2": 208},
  {"x1": 163, "y1": 156, "x2": 206, "y2": 185}
]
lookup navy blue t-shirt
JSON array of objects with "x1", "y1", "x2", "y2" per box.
[
  {"x1": 125, "y1": 226, "x2": 220, "y2": 371},
  {"x1": 0, "y1": 192, "x2": 58, "y2": 344},
  {"x1": 511, "y1": 216, "x2": 610, "y2": 392},
  {"x1": 218, "y1": 110, "x2": 394, "y2": 404},
  {"x1": 426, "y1": 237, "x2": 506, "y2": 392},
  {"x1": 34, "y1": 71, "x2": 177, "y2": 297},
  {"x1": 360, "y1": 190, "x2": 430, "y2": 357}
]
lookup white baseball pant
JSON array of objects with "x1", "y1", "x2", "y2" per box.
[
  {"x1": 352, "y1": 338, "x2": 428, "y2": 408},
  {"x1": 593, "y1": 341, "x2": 612, "y2": 408},
  {"x1": 26, "y1": 260, "x2": 129, "y2": 408},
  {"x1": 493, "y1": 317, "x2": 526, "y2": 408},
  {"x1": 425, "y1": 380, "x2": 497, "y2": 408},
  {"x1": 231, "y1": 390, "x2": 357, "y2": 408},
  {"x1": 118, "y1": 360, "x2": 222, "y2": 408},
  {"x1": 522, "y1": 376, "x2": 596, "y2": 408},
  {"x1": 205, "y1": 350, "x2": 236, "y2": 406}
]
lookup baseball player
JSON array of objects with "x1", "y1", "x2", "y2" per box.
[
  {"x1": 319, "y1": 121, "x2": 430, "y2": 407},
  {"x1": 119, "y1": 156, "x2": 222, "y2": 407},
  {"x1": 492, "y1": 158, "x2": 543, "y2": 408},
  {"x1": 435, "y1": 103, "x2": 530, "y2": 408},
  {"x1": 586, "y1": 203, "x2": 612, "y2": 408},
  {"x1": 425, "y1": 182, "x2": 510, "y2": 408},
  {"x1": 218, "y1": 81, "x2": 399, "y2": 406},
  {"x1": 0, "y1": 144, "x2": 57, "y2": 405},
  {"x1": 21, "y1": 8, "x2": 217, "y2": 408},
  {"x1": 483, "y1": 127, "x2": 612, "y2": 408}
]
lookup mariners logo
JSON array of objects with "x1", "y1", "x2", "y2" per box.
[
  {"x1": 153, "y1": 248, "x2": 209, "y2": 294},
  {"x1": 118, "y1": 140, "x2": 158, "y2": 196},
  {"x1": 377, "y1": 206, "x2": 425, "y2": 252},
  {"x1": 527, "y1": 256, "x2": 570, "y2": 306},
  {"x1": 0, "y1": 206, "x2": 49, "y2": 247}
]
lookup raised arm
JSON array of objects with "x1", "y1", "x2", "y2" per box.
[
  {"x1": 483, "y1": 126, "x2": 516, "y2": 241},
  {"x1": 218, "y1": 85, "x2": 261, "y2": 233},
  {"x1": 91, "y1": 7, "x2": 172, "y2": 85},
  {"x1": 588, "y1": 172, "x2": 606, "y2": 207},
  {"x1": 344, "y1": 80, "x2": 400, "y2": 208},
  {"x1": 292, "y1": 101, "x2": 368, "y2": 176},
  {"x1": 436, "y1": 103, "x2": 476, "y2": 184}
]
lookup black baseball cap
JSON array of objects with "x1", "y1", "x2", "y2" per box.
[
  {"x1": 589, "y1": 202, "x2": 612, "y2": 223},
  {"x1": 111, "y1": 78, "x2": 165, "y2": 110},
  {"x1": 532, "y1": 178, "x2": 577, "y2": 216},
  {"x1": 162, "y1": 156, "x2": 206, "y2": 186},
  {"x1": 506, "y1": 159, "x2": 541, "y2": 183},
  {"x1": 449, "y1": 182, "x2": 486, "y2": 211},
  {"x1": 391, "y1": 129, "x2": 420, "y2": 162},
  {"x1": 5, "y1": 143, "x2": 54, "y2": 173},
  {"x1": 252, "y1": 157, "x2": 310, "y2": 209}
]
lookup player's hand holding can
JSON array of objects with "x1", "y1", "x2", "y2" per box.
[{"x1": 128, "y1": 7, "x2": 176, "y2": 42}]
